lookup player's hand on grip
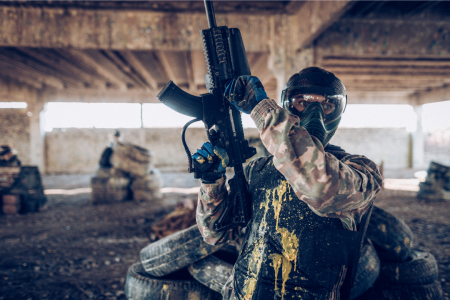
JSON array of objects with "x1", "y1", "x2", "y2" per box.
[
  {"x1": 224, "y1": 76, "x2": 268, "y2": 114},
  {"x1": 192, "y1": 142, "x2": 229, "y2": 183}
]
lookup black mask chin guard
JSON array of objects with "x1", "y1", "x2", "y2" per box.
[{"x1": 295, "y1": 102, "x2": 341, "y2": 146}]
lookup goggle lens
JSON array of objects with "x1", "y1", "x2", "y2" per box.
[{"x1": 287, "y1": 93, "x2": 346, "y2": 124}]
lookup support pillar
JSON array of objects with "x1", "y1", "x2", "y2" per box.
[
  {"x1": 27, "y1": 94, "x2": 46, "y2": 173},
  {"x1": 268, "y1": 15, "x2": 315, "y2": 103},
  {"x1": 412, "y1": 105, "x2": 425, "y2": 169}
]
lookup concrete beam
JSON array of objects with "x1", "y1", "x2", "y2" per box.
[
  {"x1": 409, "y1": 84, "x2": 450, "y2": 105},
  {"x1": 62, "y1": 49, "x2": 127, "y2": 91},
  {"x1": 318, "y1": 19, "x2": 450, "y2": 58},
  {"x1": 0, "y1": 3, "x2": 354, "y2": 52},
  {"x1": 0, "y1": 75, "x2": 37, "y2": 101},
  {"x1": 0, "y1": 6, "x2": 273, "y2": 52},
  {"x1": 120, "y1": 51, "x2": 158, "y2": 90},
  {"x1": 346, "y1": 91, "x2": 412, "y2": 105},
  {"x1": 293, "y1": 1, "x2": 355, "y2": 50}
]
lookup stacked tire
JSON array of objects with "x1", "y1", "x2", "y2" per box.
[
  {"x1": 125, "y1": 206, "x2": 443, "y2": 300},
  {"x1": 417, "y1": 161, "x2": 450, "y2": 201},
  {"x1": 356, "y1": 206, "x2": 443, "y2": 300},
  {"x1": 91, "y1": 142, "x2": 162, "y2": 204},
  {"x1": 125, "y1": 225, "x2": 224, "y2": 300}
]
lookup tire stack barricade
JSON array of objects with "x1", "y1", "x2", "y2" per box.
[
  {"x1": 354, "y1": 206, "x2": 444, "y2": 300},
  {"x1": 125, "y1": 225, "x2": 224, "y2": 300},
  {"x1": 417, "y1": 161, "x2": 450, "y2": 201},
  {"x1": 91, "y1": 142, "x2": 162, "y2": 205},
  {"x1": 123, "y1": 205, "x2": 444, "y2": 300}
]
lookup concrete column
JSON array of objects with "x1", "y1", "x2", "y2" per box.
[
  {"x1": 268, "y1": 15, "x2": 315, "y2": 103},
  {"x1": 412, "y1": 105, "x2": 425, "y2": 169},
  {"x1": 27, "y1": 95, "x2": 46, "y2": 173}
]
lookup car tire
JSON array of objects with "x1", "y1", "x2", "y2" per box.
[
  {"x1": 378, "y1": 250, "x2": 438, "y2": 285},
  {"x1": 140, "y1": 224, "x2": 224, "y2": 277},
  {"x1": 366, "y1": 206, "x2": 413, "y2": 262},
  {"x1": 125, "y1": 262, "x2": 221, "y2": 300},
  {"x1": 350, "y1": 239, "x2": 380, "y2": 300},
  {"x1": 187, "y1": 249, "x2": 237, "y2": 293}
]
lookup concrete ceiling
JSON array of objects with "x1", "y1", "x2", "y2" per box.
[{"x1": 0, "y1": 1, "x2": 449, "y2": 105}]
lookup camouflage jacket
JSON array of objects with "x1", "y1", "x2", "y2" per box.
[{"x1": 196, "y1": 98, "x2": 383, "y2": 246}]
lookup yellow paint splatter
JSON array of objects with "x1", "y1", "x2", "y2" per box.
[
  {"x1": 196, "y1": 156, "x2": 206, "y2": 164},
  {"x1": 267, "y1": 227, "x2": 299, "y2": 300},
  {"x1": 404, "y1": 237, "x2": 410, "y2": 247},
  {"x1": 277, "y1": 227, "x2": 299, "y2": 271},
  {"x1": 267, "y1": 181, "x2": 292, "y2": 230},
  {"x1": 270, "y1": 253, "x2": 283, "y2": 290},
  {"x1": 378, "y1": 224, "x2": 386, "y2": 232},
  {"x1": 161, "y1": 284, "x2": 170, "y2": 300},
  {"x1": 270, "y1": 253, "x2": 292, "y2": 300}
]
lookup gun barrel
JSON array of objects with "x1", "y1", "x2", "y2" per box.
[{"x1": 204, "y1": 0, "x2": 217, "y2": 28}]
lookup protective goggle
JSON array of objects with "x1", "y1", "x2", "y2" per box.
[{"x1": 283, "y1": 88, "x2": 346, "y2": 125}]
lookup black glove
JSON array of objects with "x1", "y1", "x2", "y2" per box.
[
  {"x1": 191, "y1": 142, "x2": 229, "y2": 183},
  {"x1": 224, "y1": 76, "x2": 268, "y2": 114}
]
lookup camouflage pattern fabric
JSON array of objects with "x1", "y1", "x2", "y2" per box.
[{"x1": 196, "y1": 98, "x2": 383, "y2": 299}]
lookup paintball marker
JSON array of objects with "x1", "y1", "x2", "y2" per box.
[{"x1": 157, "y1": 0, "x2": 256, "y2": 232}]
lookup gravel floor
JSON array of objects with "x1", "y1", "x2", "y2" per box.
[{"x1": 0, "y1": 169, "x2": 449, "y2": 300}]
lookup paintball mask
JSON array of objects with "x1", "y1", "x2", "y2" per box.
[{"x1": 281, "y1": 67, "x2": 347, "y2": 146}]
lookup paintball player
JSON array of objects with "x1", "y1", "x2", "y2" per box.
[
  {"x1": 99, "y1": 129, "x2": 121, "y2": 167},
  {"x1": 0, "y1": 145, "x2": 21, "y2": 167},
  {"x1": 193, "y1": 67, "x2": 383, "y2": 300}
]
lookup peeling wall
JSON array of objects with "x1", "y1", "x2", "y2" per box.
[
  {"x1": 0, "y1": 108, "x2": 31, "y2": 165},
  {"x1": 44, "y1": 127, "x2": 412, "y2": 174},
  {"x1": 332, "y1": 128, "x2": 410, "y2": 169},
  {"x1": 44, "y1": 127, "x2": 261, "y2": 174}
]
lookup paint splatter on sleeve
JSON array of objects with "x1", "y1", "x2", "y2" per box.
[{"x1": 251, "y1": 98, "x2": 383, "y2": 230}]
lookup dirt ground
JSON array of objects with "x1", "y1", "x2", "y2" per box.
[{"x1": 0, "y1": 169, "x2": 449, "y2": 300}]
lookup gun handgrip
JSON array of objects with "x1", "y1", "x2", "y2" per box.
[{"x1": 157, "y1": 81, "x2": 203, "y2": 119}]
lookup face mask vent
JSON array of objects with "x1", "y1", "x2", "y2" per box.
[{"x1": 303, "y1": 120, "x2": 326, "y2": 143}]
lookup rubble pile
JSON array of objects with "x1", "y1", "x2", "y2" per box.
[
  {"x1": 123, "y1": 205, "x2": 443, "y2": 300},
  {"x1": 91, "y1": 141, "x2": 162, "y2": 204},
  {"x1": 417, "y1": 161, "x2": 450, "y2": 201}
]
